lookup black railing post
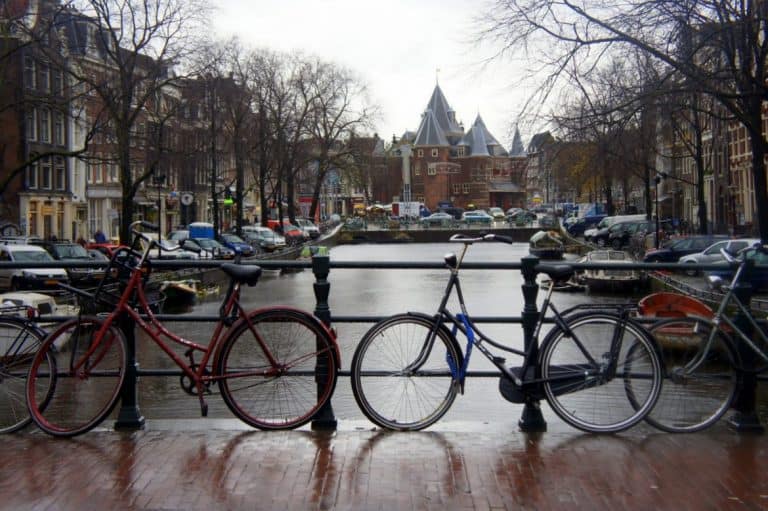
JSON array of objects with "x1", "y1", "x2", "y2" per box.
[
  {"x1": 518, "y1": 255, "x2": 546, "y2": 432},
  {"x1": 311, "y1": 254, "x2": 337, "y2": 430},
  {"x1": 728, "y1": 258, "x2": 765, "y2": 432},
  {"x1": 114, "y1": 311, "x2": 145, "y2": 430}
]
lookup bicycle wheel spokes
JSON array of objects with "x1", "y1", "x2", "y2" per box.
[
  {"x1": 351, "y1": 316, "x2": 460, "y2": 431},
  {"x1": 0, "y1": 319, "x2": 47, "y2": 434},
  {"x1": 646, "y1": 317, "x2": 737, "y2": 433},
  {"x1": 27, "y1": 318, "x2": 127, "y2": 437},
  {"x1": 218, "y1": 310, "x2": 337, "y2": 430},
  {"x1": 541, "y1": 314, "x2": 662, "y2": 433}
]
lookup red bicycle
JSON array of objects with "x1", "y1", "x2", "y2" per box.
[{"x1": 25, "y1": 221, "x2": 339, "y2": 437}]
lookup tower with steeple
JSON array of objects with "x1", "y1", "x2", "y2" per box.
[{"x1": 392, "y1": 83, "x2": 526, "y2": 212}]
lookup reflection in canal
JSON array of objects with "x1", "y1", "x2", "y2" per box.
[{"x1": 129, "y1": 242, "x2": 766, "y2": 427}]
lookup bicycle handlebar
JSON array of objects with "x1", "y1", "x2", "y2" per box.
[{"x1": 720, "y1": 241, "x2": 768, "y2": 265}]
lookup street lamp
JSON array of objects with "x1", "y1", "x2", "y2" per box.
[
  {"x1": 153, "y1": 173, "x2": 166, "y2": 256},
  {"x1": 654, "y1": 173, "x2": 663, "y2": 249}
]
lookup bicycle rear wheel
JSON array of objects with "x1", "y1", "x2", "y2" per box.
[
  {"x1": 27, "y1": 317, "x2": 127, "y2": 437},
  {"x1": 644, "y1": 317, "x2": 738, "y2": 433},
  {"x1": 350, "y1": 314, "x2": 462, "y2": 431},
  {"x1": 540, "y1": 313, "x2": 662, "y2": 433},
  {"x1": 217, "y1": 308, "x2": 338, "y2": 430},
  {"x1": 0, "y1": 317, "x2": 51, "y2": 434}
]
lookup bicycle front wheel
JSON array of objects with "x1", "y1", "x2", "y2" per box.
[
  {"x1": 27, "y1": 317, "x2": 127, "y2": 437},
  {"x1": 217, "y1": 308, "x2": 338, "y2": 430},
  {"x1": 0, "y1": 317, "x2": 51, "y2": 434},
  {"x1": 350, "y1": 314, "x2": 462, "y2": 431},
  {"x1": 645, "y1": 317, "x2": 738, "y2": 433},
  {"x1": 540, "y1": 313, "x2": 662, "y2": 433}
]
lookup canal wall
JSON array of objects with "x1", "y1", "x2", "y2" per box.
[{"x1": 335, "y1": 227, "x2": 541, "y2": 244}]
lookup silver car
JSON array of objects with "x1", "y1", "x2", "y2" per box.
[{"x1": 678, "y1": 238, "x2": 759, "y2": 276}]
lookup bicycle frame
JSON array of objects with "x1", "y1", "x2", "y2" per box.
[
  {"x1": 75, "y1": 225, "x2": 280, "y2": 409},
  {"x1": 410, "y1": 238, "x2": 622, "y2": 391},
  {"x1": 688, "y1": 247, "x2": 768, "y2": 372}
]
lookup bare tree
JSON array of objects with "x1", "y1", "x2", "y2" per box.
[
  {"x1": 46, "y1": 0, "x2": 208, "y2": 243},
  {"x1": 479, "y1": 0, "x2": 768, "y2": 240}
]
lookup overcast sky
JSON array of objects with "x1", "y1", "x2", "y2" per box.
[{"x1": 212, "y1": 0, "x2": 536, "y2": 150}]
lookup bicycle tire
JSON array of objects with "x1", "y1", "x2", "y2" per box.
[
  {"x1": 0, "y1": 317, "x2": 51, "y2": 434},
  {"x1": 350, "y1": 314, "x2": 462, "y2": 431},
  {"x1": 643, "y1": 316, "x2": 738, "y2": 433},
  {"x1": 539, "y1": 312, "x2": 662, "y2": 433},
  {"x1": 27, "y1": 317, "x2": 127, "y2": 437},
  {"x1": 217, "y1": 308, "x2": 338, "y2": 430}
]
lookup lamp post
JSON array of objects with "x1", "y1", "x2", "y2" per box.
[
  {"x1": 654, "y1": 174, "x2": 662, "y2": 249},
  {"x1": 153, "y1": 173, "x2": 166, "y2": 257}
]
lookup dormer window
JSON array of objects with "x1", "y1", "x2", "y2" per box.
[
  {"x1": 431, "y1": 148, "x2": 438, "y2": 157},
  {"x1": 457, "y1": 147, "x2": 465, "y2": 157},
  {"x1": 417, "y1": 149, "x2": 423, "y2": 157}
]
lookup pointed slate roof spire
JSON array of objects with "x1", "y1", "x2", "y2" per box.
[
  {"x1": 509, "y1": 126, "x2": 525, "y2": 156},
  {"x1": 459, "y1": 115, "x2": 508, "y2": 156},
  {"x1": 414, "y1": 109, "x2": 449, "y2": 146},
  {"x1": 425, "y1": 84, "x2": 463, "y2": 138}
]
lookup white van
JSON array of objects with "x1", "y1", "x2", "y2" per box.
[{"x1": 584, "y1": 214, "x2": 646, "y2": 242}]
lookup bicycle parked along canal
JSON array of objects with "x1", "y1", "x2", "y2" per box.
[
  {"x1": 644, "y1": 242, "x2": 768, "y2": 433},
  {"x1": 25, "y1": 221, "x2": 340, "y2": 437},
  {"x1": 350, "y1": 233, "x2": 663, "y2": 433},
  {"x1": 0, "y1": 307, "x2": 51, "y2": 433}
]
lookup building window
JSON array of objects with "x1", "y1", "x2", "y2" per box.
[
  {"x1": 108, "y1": 162, "x2": 118, "y2": 182},
  {"x1": 39, "y1": 109, "x2": 50, "y2": 143},
  {"x1": 453, "y1": 184, "x2": 460, "y2": 194},
  {"x1": 24, "y1": 57, "x2": 35, "y2": 88},
  {"x1": 29, "y1": 202, "x2": 38, "y2": 236},
  {"x1": 41, "y1": 157, "x2": 52, "y2": 189},
  {"x1": 417, "y1": 149, "x2": 423, "y2": 157},
  {"x1": 462, "y1": 183, "x2": 470, "y2": 194},
  {"x1": 27, "y1": 160, "x2": 38, "y2": 189},
  {"x1": 54, "y1": 112, "x2": 64, "y2": 145},
  {"x1": 431, "y1": 148, "x2": 438, "y2": 157},
  {"x1": 457, "y1": 147, "x2": 465, "y2": 157},
  {"x1": 25, "y1": 110, "x2": 36, "y2": 141},
  {"x1": 52, "y1": 69, "x2": 63, "y2": 95},
  {"x1": 414, "y1": 163, "x2": 421, "y2": 176},
  {"x1": 39, "y1": 63, "x2": 50, "y2": 92},
  {"x1": 415, "y1": 194, "x2": 424, "y2": 203},
  {"x1": 55, "y1": 157, "x2": 66, "y2": 190},
  {"x1": 427, "y1": 165, "x2": 437, "y2": 176}
]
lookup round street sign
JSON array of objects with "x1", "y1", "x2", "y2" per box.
[{"x1": 181, "y1": 193, "x2": 193, "y2": 206}]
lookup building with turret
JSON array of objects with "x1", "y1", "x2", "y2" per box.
[{"x1": 389, "y1": 84, "x2": 526, "y2": 212}]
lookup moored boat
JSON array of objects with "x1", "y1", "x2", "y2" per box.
[
  {"x1": 529, "y1": 230, "x2": 564, "y2": 259},
  {"x1": 159, "y1": 279, "x2": 199, "y2": 307},
  {"x1": 575, "y1": 250, "x2": 642, "y2": 292}
]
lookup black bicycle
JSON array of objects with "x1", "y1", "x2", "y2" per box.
[{"x1": 350, "y1": 233, "x2": 663, "y2": 433}]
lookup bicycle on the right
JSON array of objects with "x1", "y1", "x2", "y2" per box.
[
  {"x1": 645, "y1": 242, "x2": 768, "y2": 433},
  {"x1": 350, "y1": 233, "x2": 663, "y2": 433}
]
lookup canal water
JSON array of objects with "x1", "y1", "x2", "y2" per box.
[{"x1": 131, "y1": 242, "x2": 765, "y2": 430}]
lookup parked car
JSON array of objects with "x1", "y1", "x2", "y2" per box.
[
  {"x1": 590, "y1": 221, "x2": 638, "y2": 248},
  {"x1": 706, "y1": 242, "x2": 768, "y2": 291},
  {"x1": 462, "y1": 210, "x2": 493, "y2": 226},
  {"x1": 0, "y1": 243, "x2": 69, "y2": 291},
  {"x1": 421, "y1": 212, "x2": 455, "y2": 227},
  {"x1": 241, "y1": 225, "x2": 287, "y2": 252},
  {"x1": 643, "y1": 235, "x2": 729, "y2": 263},
  {"x1": 607, "y1": 220, "x2": 654, "y2": 250},
  {"x1": 506, "y1": 209, "x2": 536, "y2": 225},
  {"x1": 679, "y1": 238, "x2": 759, "y2": 275},
  {"x1": 538, "y1": 214, "x2": 558, "y2": 229},
  {"x1": 182, "y1": 238, "x2": 236, "y2": 259},
  {"x1": 266, "y1": 219, "x2": 306, "y2": 245},
  {"x1": 218, "y1": 233, "x2": 255, "y2": 257},
  {"x1": 488, "y1": 207, "x2": 506, "y2": 220},
  {"x1": 295, "y1": 218, "x2": 321, "y2": 239},
  {"x1": 584, "y1": 214, "x2": 646, "y2": 243},
  {"x1": 85, "y1": 242, "x2": 126, "y2": 258},
  {"x1": 566, "y1": 214, "x2": 607, "y2": 237},
  {"x1": 166, "y1": 230, "x2": 190, "y2": 244},
  {"x1": 148, "y1": 239, "x2": 200, "y2": 260},
  {"x1": 30, "y1": 240, "x2": 104, "y2": 285}
]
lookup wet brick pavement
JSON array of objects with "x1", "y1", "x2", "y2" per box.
[{"x1": 1, "y1": 419, "x2": 767, "y2": 510}]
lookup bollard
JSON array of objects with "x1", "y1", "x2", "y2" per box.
[
  {"x1": 518, "y1": 255, "x2": 546, "y2": 432},
  {"x1": 728, "y1": 257, "x2": 765, "y2": 432},
  {"x1": 311, "y1": 254, "x2": 338, "y2": 430},
  {"x1": 114, "y1": 311, "x2": 146, "y2": 430}
]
